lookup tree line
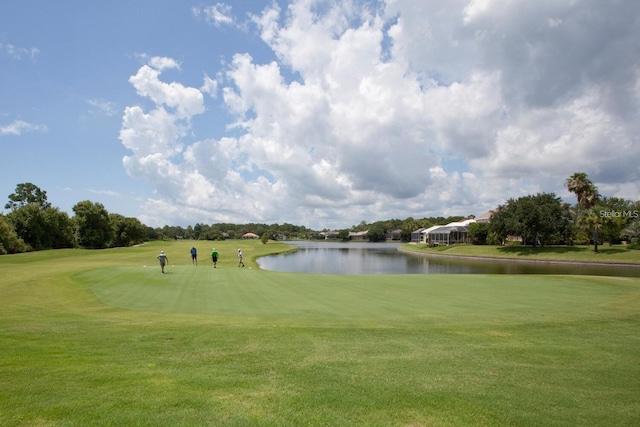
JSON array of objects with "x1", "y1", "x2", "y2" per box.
[
  {"x1": 145, "y1": 216, "x2": 467, "y2": 243},
  {"x1": 1, "y1": 183, "x2": 146, "y2": 254},
  {"x1": 0, "y1": 182, "x2": 469, "y2": 254},
  {"x1": 469, "y1": 172, "x2": 640, "y2": 251},
  {"x1": 3, "y1": 173, "x2": 638, "y2": 255}
]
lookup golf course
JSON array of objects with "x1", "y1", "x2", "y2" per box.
[{"x1": 1, "y1": 240, "x2": 639, "y2": 426}]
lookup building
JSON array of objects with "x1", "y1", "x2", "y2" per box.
[
  {"x1": 348, "y1": 230, "x2": 369, "y2": 240},
  {"x1": 424, "y1": 219, "x2": 476, "y2": 246},
  {"x1": 475, "y1": 210, "x2": 493, "y2": 223},
  {"x1": 320, "y1": 230, "x2": 340, "y2": 239},
  {"x1": 385, "y1": 229, "x2": 402, "y2": 241},
  {"x1": 411, "y1": 228, "x2": 425, "y2": 243}
]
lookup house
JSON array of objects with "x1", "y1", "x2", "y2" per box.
[
  {"x1": 385, "y1": 229, "x2": 402, "y2": 241},
  {"x1": 321, "y1": 230, "x2": 340, "y2": 239},
  {"x1": 241, "y1": 232, "x2": 259, "y2": 239},
  {"x1": 475, "y1": 210, "x2": 493, "y2": 223},
  {"x1": 411, "y1": 228, "x2": 425, "y2": 243},
  {"x1": 349, "y1": 230, "x2": 369, "y2": 240},
  {"x1": 425, "y1": 219, "x2": 475, "y2": 246},
  {"x1": 420, "y1": 225, "x2": 441, "y2": 243}
]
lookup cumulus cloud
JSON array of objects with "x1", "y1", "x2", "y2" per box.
[
  {"x1": 121, "y1": 0, "x2": 640, "y2": 228},
  {"x1": 128, "y1": 61, "x2": 204, "y2": 119}
]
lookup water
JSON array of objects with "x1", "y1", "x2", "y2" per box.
[{"x1": 257, "y1": 241, "x2": 640, "y2": 276}]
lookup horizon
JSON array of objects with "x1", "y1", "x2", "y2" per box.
[{"x1": 2, "y1": 1, "x2": 639, "y2": 230}]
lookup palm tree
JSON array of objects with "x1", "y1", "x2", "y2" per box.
[
  {"x1": 566, "y1": 172, "x2": 601, "y2": 251},
  {"x1": 566, "y1": 172, "x2": 600, "y2": 211}
]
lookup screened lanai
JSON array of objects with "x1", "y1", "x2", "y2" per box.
[{"x1": 426, "y1": 225, "x2": 471, "y2": 245}]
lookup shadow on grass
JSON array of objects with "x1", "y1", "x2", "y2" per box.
[
  {"x1": 496, "y1": 246, "x2": 584, "y2": 257},
  {"x1": 496, "y1": 245, "x2": 629, "y2": 256}
]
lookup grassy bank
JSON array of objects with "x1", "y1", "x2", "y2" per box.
[
  {"x1": 1, "y1": 240, "x2": 640, "y2": 426},
  {"x1": 403, "y1": 243, "x2": 640, "y2": 265}
]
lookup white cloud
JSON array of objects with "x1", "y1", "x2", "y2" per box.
[
  {"x1": 201, "y1": 73, "x2": 218, "y2": 98},
  {"x1": 193, "y1": 3, "x2": 235, "y2": 28},
  {"x1": 0, "y1": 120, "x2": 47, "y2": 136},
  {"x1": 121, "y1": 0, "x2": 640, "y2": 228},
  {"x1": 87, "y1": 99, "x2": 118, "y2": 116},
  {"x1": 128, "y1": 63, "x2": 204, "y2": 119},
  {"x1": 0, "y1": 42, "x2": 39, "y2": 60},
  {"x1": 148, "y1": 56, "x2": 181, "y2": 71},
  {"x1": 88, "y1": 189, "x2": 121, "y2": 197}
]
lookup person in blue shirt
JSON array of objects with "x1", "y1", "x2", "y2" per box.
[
  {"x1": 190, "y1": 246, "x2": 197, "y2": 265},
  {"x1": 157, "y1": 251, "x2": 169, "y2": 273}
]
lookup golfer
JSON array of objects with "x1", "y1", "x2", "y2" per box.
[
  {"x1": 190, "y1": 246, "x2": 197, "y2": 265},
  {"x1": 237, "y1": 248, "x2": 244, "y2": 267},
  {"x1": 211, "y1": 247, "x2": 218, "y2": 268},
  {"x1": 157, "y1": 251, "x2": 169, "y2": 273}
]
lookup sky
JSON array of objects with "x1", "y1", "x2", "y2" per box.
[{"x1": 1, "y1": 0, "x2": 639, "y2": 230}]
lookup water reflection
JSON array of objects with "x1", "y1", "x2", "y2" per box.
[{"x1": 257, "y1": 241, "x2": 640, "y2": 276}]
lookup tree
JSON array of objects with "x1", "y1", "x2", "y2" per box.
[
  {"x1": 0, "y1": 215, "x2": 27, "y2": 254},
  {"x1": 73, "y1": 200, "x2": 114, "y2": 249},
  {"x1": 4, "y1": 182, "x2": 51, "y2": 211},
  {"x1": 110, "y1": 213, "x2": 146, "y2": 247},
  {"x1": 566, "y1": 172, "x2": 601, "y2": 252},
  {"x1": 42, "y1": 207, "x2": 75, "y2": 249},
  {"x1": 597, "y1": 197, "x2": 635, "y2": 246},
  {"x1": 622, "y1": 220, "x2": 640, "y2": 249},
  {"x1": 566, "y1": 172, "x2": 600, "y2": 212},
  {"x1": 489, "y1": 193, "x2": 569, "y2": 247},
  {"x1": 488, "y1": 203, "x2": 518, "y2": 245},
  {"x1": 367, "y1": 223, "x2": 387, "y2": 242},
  {"x1": 7, "y1": 204, "x2": 74, "y2": 250},
  {"x1": 468, "y1": 222, "x2": 490, "y2": 245}
]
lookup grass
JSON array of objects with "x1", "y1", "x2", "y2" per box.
[
  {"x1": 1, "y1": 240, "x2": 640, "y2": 426},
  {"x1": 404, "y1": 243, "x2": 640, "y2": 265}
]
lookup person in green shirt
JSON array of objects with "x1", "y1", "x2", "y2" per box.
[{"x1": 211, "y1": 247, "x2": 219, "y2": 268}]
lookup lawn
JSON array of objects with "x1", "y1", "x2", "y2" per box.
[
  {"x1": 404, "y1": 243, "x2": 640, "y2": 265},
  {"x1": 1, "y1": 240, "x2": 639, "y2": 426}
]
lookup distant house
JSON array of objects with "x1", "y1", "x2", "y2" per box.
[
  {"x1": 349, "y1": 230, "x2": 369, "y2": 240},
  {"x1": 321, "y1": 230, "x2": 340, "y2": 239},
  {"x1": 385, "y1": 229, "x2": 402, "y2": 241},
  {"x1": 411, "y1": 228, "x2": 425, "y2": 243},
  {"x1": 475, "y1": 210, "x2": 493, "y2": 223},
  {"x1": 241, "y1": 232, "x2": 259, "y2": 239}
]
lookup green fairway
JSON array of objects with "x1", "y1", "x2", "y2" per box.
[{"x1": 1, "y1": 240, "x2": 640, "y2": 426}]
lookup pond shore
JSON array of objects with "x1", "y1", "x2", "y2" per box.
[{"x1": 398, "y1": 244, "x2": 640, "y2": 268}]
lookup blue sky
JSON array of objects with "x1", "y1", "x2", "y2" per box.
[{"x1": 2, "y1": 0, "x2": 639, "y2": 229}]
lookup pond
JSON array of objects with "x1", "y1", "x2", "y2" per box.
[{"x1": 257, "y1": 241, "x2": 640, "y2": 276}]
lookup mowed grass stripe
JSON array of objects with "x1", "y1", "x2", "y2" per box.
[{"x1": 78, "y1": 263, "x2": 639, "y2": 324}]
